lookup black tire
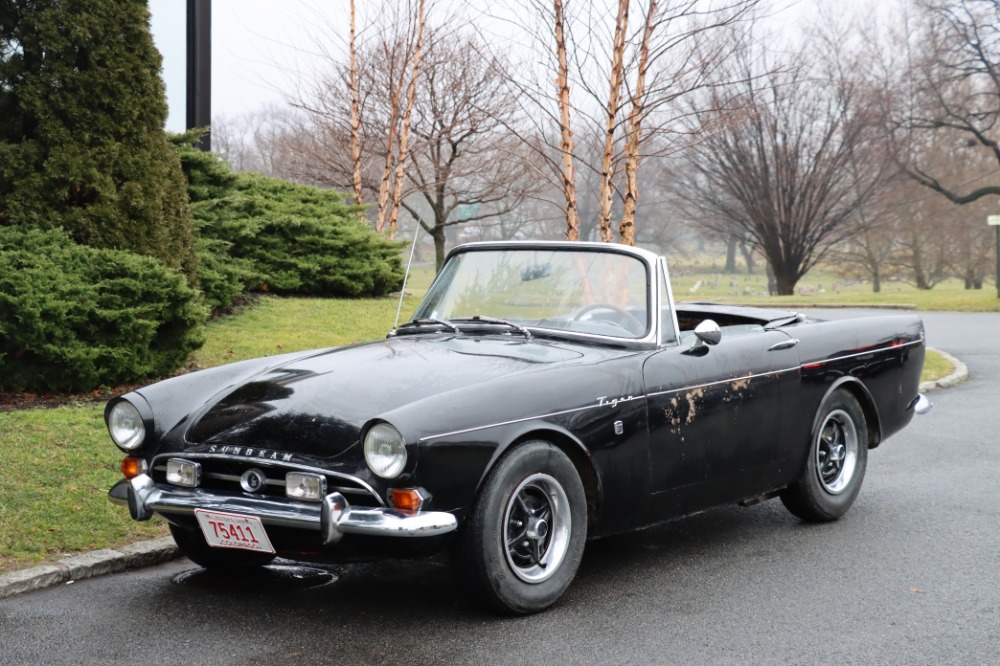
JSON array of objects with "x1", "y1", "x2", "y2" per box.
[
  {"x1": 169, "y1": 523, "x2": 276, "y2": 571},
  {"x1": 451, "y1": 441, "x2": 588, "y2": 614},
  {"x1": 781, "y1": 389, "x2": 869, "y2": 522}
]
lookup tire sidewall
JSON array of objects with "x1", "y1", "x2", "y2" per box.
[
  {"x1": 463, "y1": 441, "x2": 588, "y2": 614},
  {"x1": 802, "y1": 391, "x2": 869, "y2": 519}
]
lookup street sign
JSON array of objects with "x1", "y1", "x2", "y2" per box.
[{"x1": 989, "y1": 215, "x2": 1000, "y2": 226}]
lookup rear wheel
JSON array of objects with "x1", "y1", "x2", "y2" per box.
[
  {"x1": 781, "y1": 389, "x2": 868, "y2": 522},
  {"x1": 451, "y1": 441, "x2": 587, "y2": 614},
  {"x1": 169, "y1": 523, "x2": 276, "y2": 571}
]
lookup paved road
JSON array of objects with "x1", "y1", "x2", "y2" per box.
[{"x1": 2, "y1": 310, "x2": 998, "y2": 666}]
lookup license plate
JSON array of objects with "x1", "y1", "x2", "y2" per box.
[{"x1": 194, "y1": 509, "x2": 276, "y2": 554}]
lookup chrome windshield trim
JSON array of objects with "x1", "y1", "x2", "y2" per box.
[
  {"x1": 149, "y1": 453, "x2": 385, "y2": 506},
  {"x1": 424, "y1": 242, "x2": 661, "y2": 347}
]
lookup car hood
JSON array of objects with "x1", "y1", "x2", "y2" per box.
[{"x1": 182, "y1": 334, "x2": 602, "y2": 460}]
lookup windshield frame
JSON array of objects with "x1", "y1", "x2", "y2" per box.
[{"x1": 408, "y1": 241, "x2": 667, "y2": 348}]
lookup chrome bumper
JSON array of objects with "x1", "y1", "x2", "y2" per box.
[{"x1": 109, "y1": 475, "x2": 458, "y2": 545}]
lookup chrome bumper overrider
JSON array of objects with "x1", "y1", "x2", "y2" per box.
[
  {"x1": 109, "y1": 475, "x2": 458, "y2": 545},
  {"x1": 911, "y1": 393, "x2": 933, "y2": 415}
]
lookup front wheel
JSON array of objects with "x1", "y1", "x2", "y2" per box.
[
  {"x1": 451, "y1": 441, "x2": 587, "y2": 614},
  {"x1": 169, "y1": 523, "x2": 276, "y2": 571},
  {"x1": 781, "y1": 389, "x2": 869, "y2": 522}
]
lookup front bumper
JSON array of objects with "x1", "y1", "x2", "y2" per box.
[{"x1": 109, "y1": 475, "x2": 458, "y2": 545}]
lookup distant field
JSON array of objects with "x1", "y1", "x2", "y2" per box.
[{"x1": 667, "y1": 265, "x2": 1000, "y2": 312}]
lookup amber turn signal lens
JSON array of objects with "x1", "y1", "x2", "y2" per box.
[
  {"x1": 390, "y1": 488, "x2": 424, "y2": 512},
  {"x1": 121, "y1": 457, "x2": 147, "y2": 479}
]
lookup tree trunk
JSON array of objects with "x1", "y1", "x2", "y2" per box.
[
  {"x1": 597, "y1": 0, "x2": 629, "y2": 243},
  {"x1": 872, "y1": 267, "x2": 881, "y2": 293},
  {"x1": 766, "y1": 263, "x2": 777, "y2": 296},
  {"x1": 738, "y1": 242, "x2": 755, "y2": 274},
  {"x1": 349, "y1": 0, "x2": 364, "y2": 217},
  {"x1": 387, "y1": 0, "x2": 425, "y2": 240},
  {"x1": 773, "y1": 269, "x2": 797, "y2": 296},
  {"x1": 619, "y1": 0, "x2": 656, "y2": 247},
  {"x1": 553, "y1": 0, "x2": 579, "y2": 240},
  {"x1": 724, "y1": 237, "x2": 738, "y2": 273},
  {"x1": 433, "y1": 226, "x2": 447, "y2": 272}
]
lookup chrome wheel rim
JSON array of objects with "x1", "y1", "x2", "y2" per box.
[
  {"x1": 815, "y1": 409, "x2": 859, "y2": 494},
  {"x1": 502, "y1": 473, "x2": 571, "y2": 584}
]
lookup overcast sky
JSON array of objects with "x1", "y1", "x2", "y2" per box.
[
  {"x1": 150, "y1": 0, "x2": 340, "y2": 132},
  {"x1": 149, "y1": 0, "x2": 859, "y2": 133}
]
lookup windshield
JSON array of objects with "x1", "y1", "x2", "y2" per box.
[{"x1": 412, "y1": 248, "x2": 651, "y2": 339}]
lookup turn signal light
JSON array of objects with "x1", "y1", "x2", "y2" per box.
[
  {"x1": 390, "y1": 488, "x2": 426, "y2": 512},
  {"x1": 121, "y1": 457, "x2": 147, "y2": 479}
]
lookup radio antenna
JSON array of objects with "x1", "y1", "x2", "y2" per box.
[{"x1": 390, "y1": 222, "x2": 422, "y2": 336}]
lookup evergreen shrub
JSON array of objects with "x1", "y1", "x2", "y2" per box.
[{"x1": 0, "y1": 227, "x2": 206, "y2": 393}]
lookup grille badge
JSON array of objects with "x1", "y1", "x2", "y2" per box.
[{"x1": 240, "y1": 468, "x2": 267, "y2": 493}]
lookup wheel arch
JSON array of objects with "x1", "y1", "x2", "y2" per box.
[
  {"x1": 507, "y1": 428, "x2": 601, "y2": 532},
  {"x1": 818, "y1": 377, "x2": 882, "y2": 449}
]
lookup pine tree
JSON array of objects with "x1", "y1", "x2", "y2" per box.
[{"x1": 0, "y1": 0, "x2": 196, "y2": 278}]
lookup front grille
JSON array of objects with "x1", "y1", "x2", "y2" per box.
[{"x1": 150, "y1": 454, "x2": 382, "y2": 506}]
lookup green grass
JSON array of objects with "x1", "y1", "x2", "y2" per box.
[
  {"x1": 922, "y1": 349, "x2": 952, "y2": 383},
  {"x1": 0, "y1": 407, "x2": 167, "y2": 572},
  {"x1": 0, "y1": 261, "x2": 968, "y2": 573},
  {"x1": 670, "y1": 268, "x2": 1000, "y2": 312}
]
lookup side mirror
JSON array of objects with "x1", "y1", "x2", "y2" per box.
[{"x1": 692, "y1": 319, "x2": 721, "y2": 348}]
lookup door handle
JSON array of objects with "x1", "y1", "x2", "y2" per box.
[{"x1": 767, "y1": 339, "x2": 799, "y2": 351}]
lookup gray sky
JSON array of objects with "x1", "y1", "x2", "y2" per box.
[
  {"x1": 148, "y1": 0, "x2": 865, "y2": 133},
  {"x1": 150, "y1": 0, "x2": 336, "y2": 132}
]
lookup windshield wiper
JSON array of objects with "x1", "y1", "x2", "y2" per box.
[
  {"x1": 397, "y1": 318, "x2": 460, "y2": 333},
  {"x1": 453, "y1": 315, "x2": 532, "y2": 338}
]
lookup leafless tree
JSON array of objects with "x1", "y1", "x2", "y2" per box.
[
  {"x1": 489, "y1": 0, "x2": 762, "y2": 244},
  {"x1": 896, "y1": 0, "x2": 1000, "y2": 204},
  {"x1": 674, "y1": 30, "x2": 893, "y2": 295},
  {"x1": 289, "y1": 12, "x2": 539, "y2": 269}
]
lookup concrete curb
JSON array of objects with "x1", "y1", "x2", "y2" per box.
[
  {"x1": 0, "y1": 537, "x2": 179, "y2": 601},
  {"x1": 0, "y1": 348, "x2": 967, "y2": 602},
  {"x1": 920, "y1": 347, "x2": 968, "y2": 392}
]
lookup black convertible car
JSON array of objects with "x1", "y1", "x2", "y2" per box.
[{"x1": 106, "y1": 241, "x2": 930, "y2": 613}]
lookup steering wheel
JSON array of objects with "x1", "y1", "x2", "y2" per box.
[{"x1": 571, "y1": 304, "x2": 645, "y2": 336}]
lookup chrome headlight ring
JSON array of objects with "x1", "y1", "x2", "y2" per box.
[
  {"x1": 106, "y1": 396, "x2": 151, "y2": 452},
  {"x1": 363, "y1": 422, "x2": 408, "y2": 479}
]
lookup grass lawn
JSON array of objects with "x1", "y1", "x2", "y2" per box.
[
  {"x1": 668, "y1": 266, "x2": 1000, "y2": 312},
  {"x1": 0, "y1": 263, "x2": 965, "y2": 572}
]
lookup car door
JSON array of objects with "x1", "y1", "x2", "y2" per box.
[{"x1": 642, "y1": 326, "x2": 801, "y2": 514}]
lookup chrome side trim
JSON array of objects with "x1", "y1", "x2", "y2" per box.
[
  {"x1": 647, "y1": 367, "x2": 798, "y2": 399},
  {"x1": 800, "y1": 339, "x2": 924, "y2": 368},
  {"x1": 420, "y1": 338, "x2": 923, "y2": 442},
  {"x1": 109, "y1": 480, "x2": 457, "y2": 543}
]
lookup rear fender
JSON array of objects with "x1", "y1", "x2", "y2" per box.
[{"x1": 815, "y1": 377, "x2": 882, "y2": 448}]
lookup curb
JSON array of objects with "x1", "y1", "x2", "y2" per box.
[
  {"x1": 920, "y1": 347, "x2": 968, "y2": 392},
  {"x1": 0, "y1": 349, "x2": 967, "y2": 602},
  {"x1": 0, "y1": 537, "x2": 179, "y2": 601}
]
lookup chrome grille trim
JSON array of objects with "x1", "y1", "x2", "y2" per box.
[{"x1": 150, "y1": 453, "x2": 384, "y2": 506}]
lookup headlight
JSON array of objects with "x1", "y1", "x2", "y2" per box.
[
  {"x1": 107, "y1": 400, "x2": 146, "y2": 451},
  {"x1": 364, "y1": 422, "x2": 407, "y2": 479}
]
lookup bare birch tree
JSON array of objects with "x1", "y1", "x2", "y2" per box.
[
  {"x1": 554, "y1": 0, "x2": 580, "y2": 240},
  {"x1": 490, "y1": 0, "x2": 761, "y2": 245}
]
